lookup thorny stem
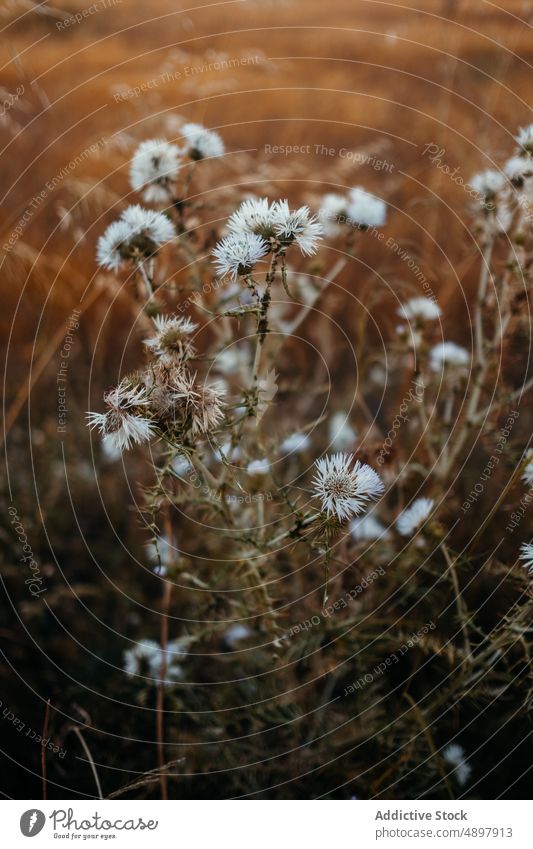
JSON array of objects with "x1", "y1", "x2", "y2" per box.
[
  {"x1": 136, "y1": 260, "x2": 154, "y2": 300},
  {"x1": 440, "y1": 541, "x2": 472, "y2": 663}
]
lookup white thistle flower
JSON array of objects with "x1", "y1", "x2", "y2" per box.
[
  {"x1": 271, "y1": 200, "x2": 323, "y2": 255},
  {"x1": 171, "y1": 454, "x2": 193, "y2": 477},
  {"x1": 521, "y1": 450, "x2": 533, "y2": 487},
  {"x1": 96, "y1": 205, "x2": 175, "y2": 269},
  {"x1": 398, "y1": 297, "x2": 442, "y2": 322},
  {"x1": 430, "y1": 341, "x2": 470, "y2": 372},
  {"x1": 469, "y1": 169, "x2": 505, "y2": 204},
  {"x1": 350, "y1": 512, "x2": 389, "y2": 541},
  {"x1": 515, "y1": 124, "x2": 533, "y2": 154},
  {"x1": 123, "y1": 639, "x2": 185, "y2": 686},
  {"x1": 281, "y1": 432, "x2": 311, "y2": 454},
  {"x1": 396, "y1": 497, "x2": 434, "y2": 536},
  {"x1": 212, "y1": 231, "x2": 269, "y2": 280},
  {"x1": 130, "y1": 138, "x2": 181, "y2": 202},
  {"x1": 319, "y1": 192, "x2": 348, "y2": 236},
  {"x1": 144, "y1": 314, "x2": 198, "y2": 361},
  {"x1": 519, "y1": 542, "x2": 533, "y2": 574},
  {"x1": 505, "y1": 155, "x2": 533, "y2": 187},
  {"x1": 146, "y1": 534, "x2": 177, "y2": 575},
  {"x1": 312, "y1": 453, "x2": 384, "y2": 522},
  {"x1": 227, "y1": 198, "x2": 277, "y2": 240},
  {"x1": 247, "y1": 458, "x2": 270, "y2": 475},
  {"x1": 120, "y1": 204, "x2": 176, "y2": 244},
  {"x1": 87, "y1": 381, "x2": 156, "y2": 452},
  {"x1": 443, "y1": 743, "x2": 472, "y2": 787},
  {"x1": 329, "y1": 411, "x2": 357, "y2": 451},
  {"x1": 346, "y1": 187, "x2": 387, "y2": 228},
  {"x1": 181, "y1": 122, "x2": 225, "y2": 160},
  {"x1": 224, "y1": 624, "x2": 252, "y2": 646}
]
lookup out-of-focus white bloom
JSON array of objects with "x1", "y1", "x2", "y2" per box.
[
  {"x1": 130, "y1": 138, "x2": 181, "y2": 202},
  {"x1": 398, "y1": 297, "x2": 441, "y2": 322},
  {"x1": 144, "y1": 314, "x2": 198, "y2": 361},
  {"x1": 213, "y1": 346, "x2": 247, "y2": 376},
  {"x1": 521, "y1": 450, "x2": 533, "y2": 487},
  {"x1": 505, "y1": 155, "x2": 533, "y2": 187},
  {"x1": 227, "y1": 198, "x2": 276, "y2": 239},
  {"x1": 212, "y1": 231, "x2": 269, "y2": 280},
  {"x1": 350, "y1": 511, "x2": 389, "y2": 541},
  {"x1": 96, "y1": 219, "x2": 134, "y2": 270},
  {"x1": 181, "y1": 122, "x2": 225, "y2": 159},
  {"x1": 87, "y1": 382, "x2": 156, "y2": 452},
  {"x1": 123, "y1": 638, "x2": 185, "y2": 685},
  {"x1": 469, "y1": 169, "x2": 505, "y2": 203},
  {"x1": 281, "y1": 431, "x2": 311, "y2": 454},
  {"x1": 396, "y1": 497, "x2": 434, "y2": 536},
  {"x1": 329, "y1": 411, "x2": 357, "y2": 451},
  {"x1": 312, "y1": 453, "x2": 384, "y2": 522},
  {"x1": 224, "y1": 624, "x2": 252, "y2": 646},
  {"x1": 271, "y1": 200, "x2": 323, "y2": 255},
  {"x1": 430, "y1": 341, "x2": 470, "y2": 372},
  {"x1": 171, "y1": 454, "x2": 193, "y2": 477},
  {"x1": 120, "y1": 204, "x2": 176, "y2": 244},
  {"x1": 519, "y1": 541, "x2": 533, "y2": 574},
  {"x1": 319, "y1": 192, "x2": 348, "y2": 236},
  {"x1": 443, "y1": 743, "x2": 472, "y2": 787},
  {"x1": 96, "y1": 205, "x2": 175, "y2": 270},
  {"x1": 247, "y1": 458, "x2": 270, "y2": 475},
  {"x1": 515, "y1": 124, "x2": 533, "y2": 154},
  {"x1": 346, "y1": 187, "x2": 387, "y2": 228}
]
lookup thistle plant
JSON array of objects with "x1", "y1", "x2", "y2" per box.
[{"x1": 84, "y1": 120, "x2": 533, "y2": 799}]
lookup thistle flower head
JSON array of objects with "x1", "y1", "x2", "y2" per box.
[
  {"x1": 130, "y1": 138, "x2": 181, "y2": 202},
  {"x1": 271, "y1": 200, "x2": 323, "y2": 255},
  {"x1": 505, "y1": 155, "x2": 533, "y2": 188},
  {"x1": 319, "y1": 192, "x2": 348, "y2": 236},
  {"x1": 87, "y1": 380, "x2": 156, "y2": 452},
  {"x1": 212, "y1": 231, "x2": 269, "y2": 280},
  {"x1": 469, "y1": 169, "x2": 505, "y2": 205},
  {"x1": 515, "y1": 123, "x2": 533, "y2": 155},
  {"x1": 430, "y1": 341, "x2": 470, "y2": 372},
  {"x1": 519, "y1": 541, "x2": 533, "y2": 574},
  {"x1": 312, "y1": 452, "x2": 384, "y2": 522},
  {"x1": 247, "y1": 457, "x2": 271, "y2": 475},
  {"x1": 144, "y1": 314, "x2": 198, "y2": 362},
  {"x1": 398, "y1": 297, "x2": 442, "y2": 323},
  {"x1": 96, "y1": 205, "x2": 175, "y2": 269},
  {"x1": 350, "y1": 511, "x2": 388, "y2": 541},
  {"x1": 280, "y1": 431, "x2": 311, "y2": 454},
  {"x1": 181, "y1": 122, "x2": 225, "y2": 160},
  {"x1": 346, "y1": 187, "x2": 387, "y2": 229},
  {"x1": 396, "y1": 497, "x2": 434, "y2": 536},
  {"x1": 443, "y1": 744, "x2": 471, "y2": 787},
  {"x1": 227, "y1": 198, "x2": 277, "y2": 239},
  {"x1": 329, "y1": 411, "x2": 357, "y2": 451},
  {"x1": 123, "y1": 639, "x2": 185, "y2": 686},
  {"x1": 521, "y1": 449, "x2": 533, "y2": 487},
  {"x1": 164, "y1": 370, "x2": 225, "y2": 437}
]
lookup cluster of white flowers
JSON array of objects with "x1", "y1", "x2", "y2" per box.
[
  {"x1": 396, "y1": 497, "x2": 434, "y2": 536},
  {"x1": 129, "y1": 124, "x2": 225, "y2": 202},
  {"x1": 123, "y1": 639, "x2": 185, "y2": 686},
  {"x1": 319, "y1": 186, "x2": 387, "y2": 235},
  {"x1": 96, "y1": 205, "x2": 175, "y2": 270},
  {"x1": 214, "y1": 198, "x2": 323, "y2": 280},
  {"x1": 312, "y1": 452, "x2": 384, "y2": 522}
]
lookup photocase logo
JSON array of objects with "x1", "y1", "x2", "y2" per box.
[{"x1": 20, "y1": 810, "x2": 46, "y2": 837}]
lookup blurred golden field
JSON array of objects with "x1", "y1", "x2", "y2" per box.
[{"x1": 1, "y1": 0, "x2": 533, "y2": 800}]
